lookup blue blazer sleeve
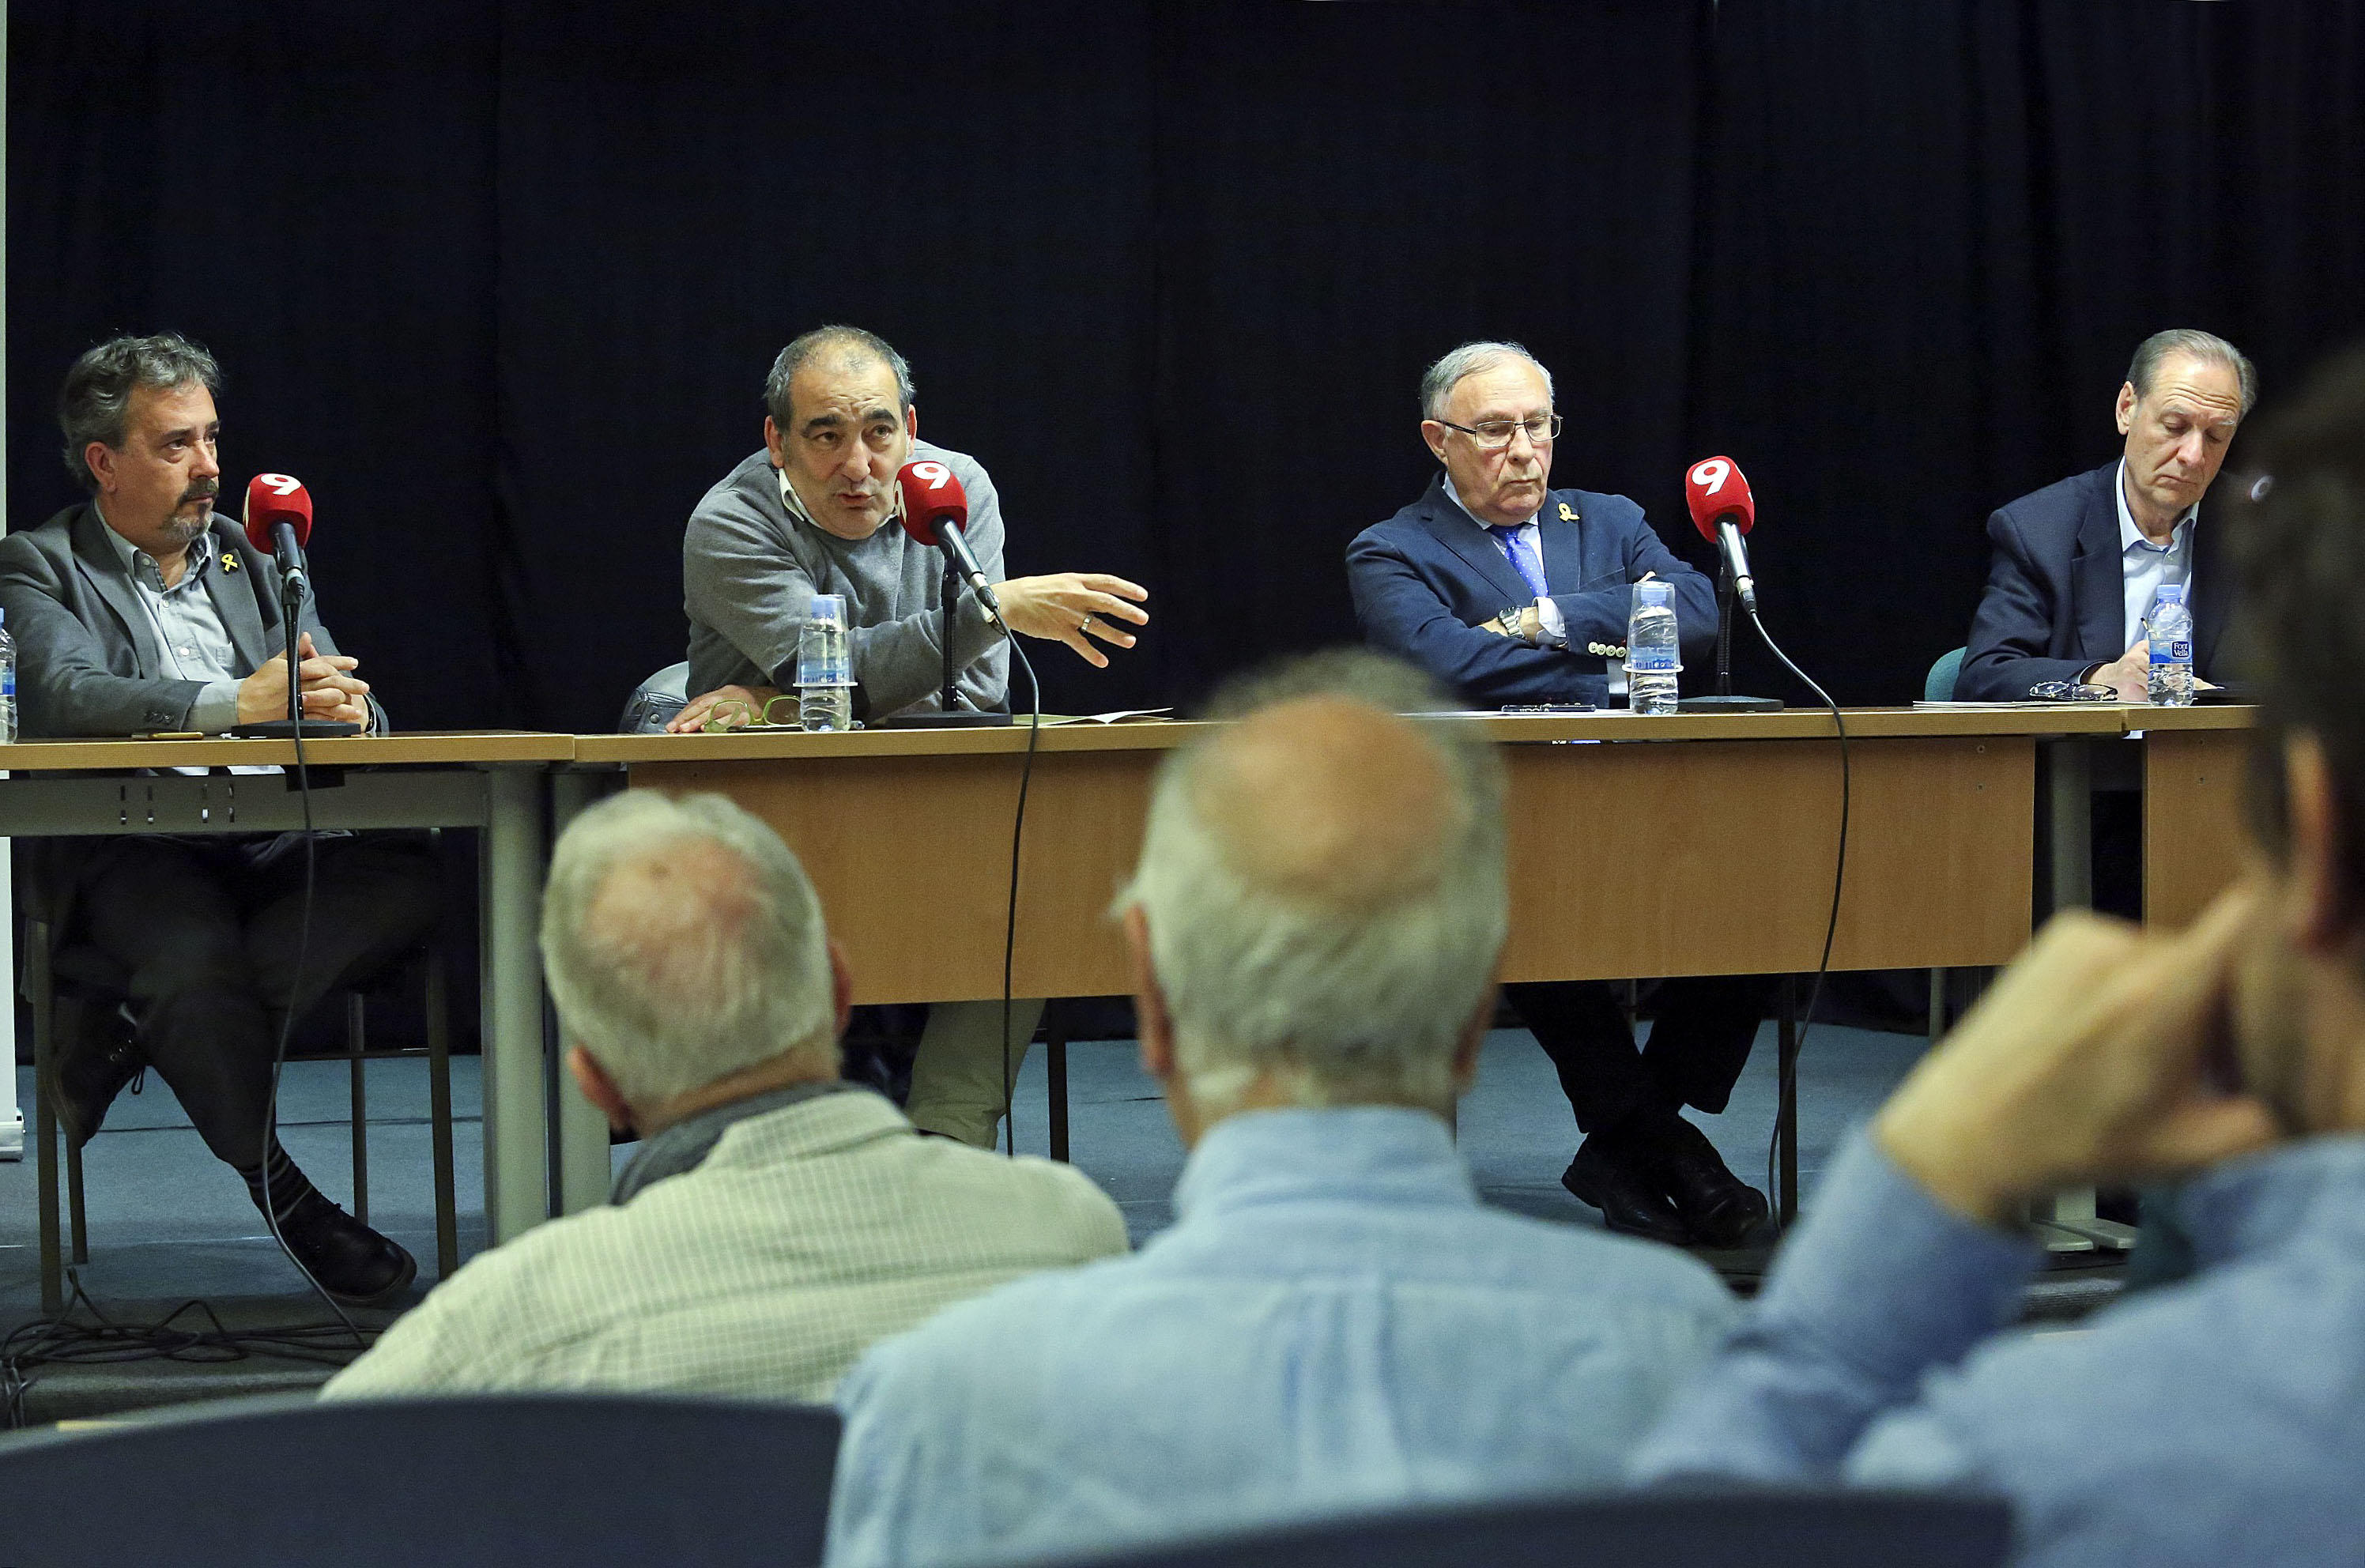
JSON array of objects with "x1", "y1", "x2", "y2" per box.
[
  {"x1": 1541, "y1": 496, "x2": 1720, "y2": 668},
  {"x1": 1346, "y1": 526, "x2": 1589, "y2": 704},
  {"x1": 1959, "y1": 503, "x2": 2103, "y2": 702}
]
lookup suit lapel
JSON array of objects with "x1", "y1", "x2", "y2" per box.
[
  {"x1": 2072, "y1": 469, "x2": 2127, "y2": 662},
  {"x1": 2187, "y1": 503, "x2": 2233, "y2": 676},
  {"x1": 203, "y1": 523, "x2": 273, "y2": 672},
  {"x1": 1413, "y1": 476, "x2": 1539, "y2": 606},
  {"x1": 69, "y1": 505, "x2": 162, "y2": 676},
  {"x1": 1533, "y1": 494, "x2": 1583, "y2": 591}
]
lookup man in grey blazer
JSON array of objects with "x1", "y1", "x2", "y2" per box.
[
  {"x1": 673, "y1": 326, "x2": 1150, "y2": 1149},
  {"x1": 0, "y1": 334, "x2": 435, "y2": 1304}
]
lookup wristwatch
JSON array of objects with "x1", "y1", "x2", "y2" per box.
[{"x1": 1498, "y1": 605, "x2": 1531, "y2": 643}]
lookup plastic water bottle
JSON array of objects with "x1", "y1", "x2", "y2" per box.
[
  {"x1": 0, "y1": 606, "x2": 17, "y2": 744},
  {"x1": 1628, "y1": 580, "x2": 1681, "y2": 716},
  {"x1": 2145, "y1": 584, "x2": 2194, "y2": 707},
  {"x1": 795, "y1": 594, "x2": 854, "y2": 733}
]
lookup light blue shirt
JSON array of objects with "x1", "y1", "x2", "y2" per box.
[
  {"x1": 2113, "y1": 458, "x2": 2196, "y2": 651},
  {"x1": 1635, "y1": 1126, "x2": 2365, "y2": 1568},
  {"x1": 828, "y1": 1106, "x2": 1735, "y2": 1567}
]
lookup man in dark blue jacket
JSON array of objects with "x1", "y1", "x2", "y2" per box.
[
  {"x1": 1345, "y1": 341, "x2": 1769, "y2": 1250},
  {"x1": 1959, "y1": 330, "x2": 2251, "y2": 703}
]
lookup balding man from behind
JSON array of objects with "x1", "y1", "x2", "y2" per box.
[
  {"x1": 324, "y1": 791, "x2": 1125, "y2": 1401},
  {"x1": 824, "y1": 652, "x2": 1737, "y2": 1568}
]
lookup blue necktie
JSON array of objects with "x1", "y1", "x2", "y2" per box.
[{"x1": 1488, "y1": 525, "x2": 1549, "y2": 600}]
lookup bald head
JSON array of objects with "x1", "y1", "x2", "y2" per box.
[
  {"x1": 542, "y1": 792, "x2": 838, "y2": 1107},
  {"x1": 1122, "y1": 654, "x2": 1508, "y2": 1116},
  {"x1": 1193, "y1": 697, "x2": 1462, "y2": 916}
]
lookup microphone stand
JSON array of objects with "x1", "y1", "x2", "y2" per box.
[
  {"x1": 1677, "y1": 560, "x2": 1784, "y2": 714},
  {"x1": 877, "y1": 556, "x2": 1013, "y2": 729},
  {"x1": 229, "y1": 551, "x2": 362, "y2": 739}
]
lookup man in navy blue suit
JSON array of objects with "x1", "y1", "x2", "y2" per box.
[
  {"x1": 1960, "y1": 330, "x2": 2253, "y2": 703},
  {"x1": 1346, "y1": 341, "x2": 1771, "y2": 1250}
]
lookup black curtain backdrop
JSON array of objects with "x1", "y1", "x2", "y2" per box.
[{"x1": 10, "y1": 1, "x2": 2364, "y2": 731}]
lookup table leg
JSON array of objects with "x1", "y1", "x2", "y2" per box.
[
  {"x1": 549, "y1": 768, "x2": 621, "y2": 1215},
  {"x1": 482, "y1": 765, "x2": 549, "y2": 1244},
  {"x1": 2036, "y1": 738, "x2": 2115, "y2": 1252}
]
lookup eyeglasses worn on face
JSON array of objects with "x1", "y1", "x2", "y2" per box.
[{"x1": 1437, "y1": 414, "x2": 1562, "y2": 451}]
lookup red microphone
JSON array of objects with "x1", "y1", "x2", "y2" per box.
[
  {"x1": 1683, "y1": 456, "x2": 1758, "y2": 612},
  {"x1": 896, "y1": 459, "x2": 1001, "y2": 627},
  {"x1": 243, "y1": 472, "x2": 314, "y2": 598}
]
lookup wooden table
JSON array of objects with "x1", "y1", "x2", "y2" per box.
[
  {"x1": 1, "y1": 732, "x2": 569, "y2": 1260},
  {"x1": 2130, "y1": 705, "x2": 2258, "y2": 929},
  {"x1": 569, "y1": 707, "x2": 2133, "y2": 1214}
]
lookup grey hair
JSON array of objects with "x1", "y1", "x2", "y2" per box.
[
  {"x1": 764, "y1": 325, "x2": 917, "y2": 427},
  {"x1": 541, "y1": 790, "x2": 837, "y2": 1106},
  {"x1": 1118, "y1": 650, "x2": 1509, "y2": 1115},
  {"x1": 1420, "y1": 340, "x2": 1554, "y2": 422},
  {"x1": 58, "y1": 334, "x2": 223, "y2": 491},
  {"x1": 2128, "y1": 328, "x2": 2258, "y2": 417}
]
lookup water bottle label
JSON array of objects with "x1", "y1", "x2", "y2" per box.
[
  {"x1": 1628, "y1": 650, "x2": 1680, "y2": 673},
  {"x1": 2150, "y1": 639, "x2": 2191, "y2": 664}
]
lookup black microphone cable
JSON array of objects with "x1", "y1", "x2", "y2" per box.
[{"x1": 1745, "y1": 606, "x2": 1850, "y2": 1234}]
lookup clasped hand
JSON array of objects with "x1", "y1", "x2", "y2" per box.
[
  {"x1": 1875, "y1": 884, "x2": 2280, "y2": 1227},
  {"x1": 236, "y1": 632, "x2": 372, "y2": 727}
]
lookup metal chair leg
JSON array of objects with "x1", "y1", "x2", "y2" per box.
[
  {"x1": 426, "y1": 949, "x2": 459, "y2": 1280},
  {"x1": 1047, "y1": 1018, "x2": 1070, "y2": 1165},
  {"x1": 28, "y1": 921, "x2": 64, "y2": 1317},
  {"x1": 347, "y1": 992, "x2": 370, "y2": 1228},
  {"x1": 66, "y1": 1128, "x2": 88, "y2": 1267}
]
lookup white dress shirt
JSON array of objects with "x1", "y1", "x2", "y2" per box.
[{"x1": 2112, "y1": 458, "x2": 2197, "y2": 652}]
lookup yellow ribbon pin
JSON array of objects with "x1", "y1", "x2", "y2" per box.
[{"x1": 1557, "y1": 503, "x2": 1577, "y2": 522}]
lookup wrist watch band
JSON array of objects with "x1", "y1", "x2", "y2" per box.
[{"x1": 1499, "y1": 606, "x2": 1530, "y2": 643}]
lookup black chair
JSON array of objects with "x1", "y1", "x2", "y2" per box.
[
  {"x1": 1054, "y1": 1487, "x2": 2012, "y2": 1568},
  {"x1": 620, "y1": 660, "x2": 692, "y2": 733},
  {"x1": 0, "y1": 1392, "x2": 843, "y2": 1567},
  {"x1": 20, "y1": 855, "x2": 460, "y2": 1317}
]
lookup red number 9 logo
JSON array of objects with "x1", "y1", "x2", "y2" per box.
[
  {"x1": 910, "y1": 461, "x2": 952, "y2": 489},
  {"x1": 1688, "y1": 459, "x2": 1729, "y2": 494}
]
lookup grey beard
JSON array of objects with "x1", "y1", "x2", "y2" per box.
[{"x1": 158, "y1": 503, "x2": 211, "y2": 545}]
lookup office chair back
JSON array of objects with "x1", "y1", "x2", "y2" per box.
[
  {"x1": 621, "y1": 661, "x2": 692, "y2": 733},
  {"x1": 1926, "y1": 646, "x2": 1967, "y2": 702},
  {"x1": 0, "y1": 1391, "x2": 843, "y2": 1568}
]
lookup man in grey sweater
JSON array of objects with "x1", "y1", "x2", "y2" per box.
[{"x1": 677, "y1": 326, "x2": 1150, "y2": 1148}]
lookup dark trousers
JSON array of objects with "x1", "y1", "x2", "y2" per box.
[
  {"x1": 1505, "y1": 974, "x2": 1775, "y2": 1137},
  {"x1": 72, "y1": 832, "x2": 441, "y2": 1169}
]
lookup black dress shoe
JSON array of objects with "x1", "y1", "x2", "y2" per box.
[
  {"x1": 42, "y1": 1004, "x2": 145, "y2": 1149},
  {"x1": 1563, "y1": 1134, "x2": 1689, "y2": 1246},
  {"x1": 1646, "y1": 1114, "x2": 1772, "y2": 1250},
  {"x1": 274, "y1": 1191, "x2": 418, "y2": 1306}
]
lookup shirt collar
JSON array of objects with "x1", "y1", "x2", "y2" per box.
[
  {"x1": 2114, "y1": 458, "x2": 2197, "y2": 557},
  {"x1": 1439, "y1": 473, "x2": 1538, "y2": 533},
  {"x1": 609, "y1": 1078, "x2": 860, "y2": 1204},
  {"x1": 1170, "y1": 1105, "x2": 1477, "y2": 1225},
  {"x1": 2177, "y1": 1132, "x2": 2365, "y2": 1267},
  {"x1": 94, "y1": 500, "x2": 213, "y2": 590}
]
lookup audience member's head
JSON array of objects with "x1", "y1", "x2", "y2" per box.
[
  {"x1": 2224, "y1": 345, "x2": 2365, "y2": 1134},
  {"x1": 1116, "y1": 650, "x2": 1508, "y2": 1140},
  {"x1": 541, "y1": 790, "x2": 849, "y2": 1136}
]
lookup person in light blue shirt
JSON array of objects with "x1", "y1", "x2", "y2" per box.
[
  {"x1": 1635, "y1": 345, "x2": 2365, "y2": 1568},
  {"x1": 826, "y1": 650, "x2": 1736, "y2": 1568}
]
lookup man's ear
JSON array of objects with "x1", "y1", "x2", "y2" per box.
[
  {"x1": 85, "y1": 443, "x2": 117, "y2": 495},
  {"x1": 763, "y1": 416, "x2": 786, "y2": 468},
  {"x1": 568, "y1": 1045, "x2": 636, "y2": 1137},
  {"x1": 827, "y1": 937, "x2": 854, "y2": 1042},
  {"x1": 904, "y1": 404, "x2": 920, "y2": 441},
  {"x1": 2115, "y1": 382, "x2": 2138, "y2": 437},
  {"x1": 2282, "y1": 733, "x2": 2353, "y2": 949},
  {"x1": 1124, "y1": 903, "x2": 1177, "y2": 1082},
  {"x1": 1420, "y1": 420, "x2": 1450, "y2": 465}
]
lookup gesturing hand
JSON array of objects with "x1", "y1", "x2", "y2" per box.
[
  {"x1": 236, "y1": 633, "x2": 372, "y2": 727},
  {"x1": 990, "y1": 574, "x2": 1151, "y2": 669},
  {"x1": 1874, "y1": 886, "x2": 2280, "y2": 1227},
  {"x1": 2092, "y1": 641, "x2": 2152, "y2": 702}
]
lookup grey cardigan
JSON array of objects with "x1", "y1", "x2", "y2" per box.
[{"x1": 682, "y1": 442, "x2": 1009, "y2": 720}]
